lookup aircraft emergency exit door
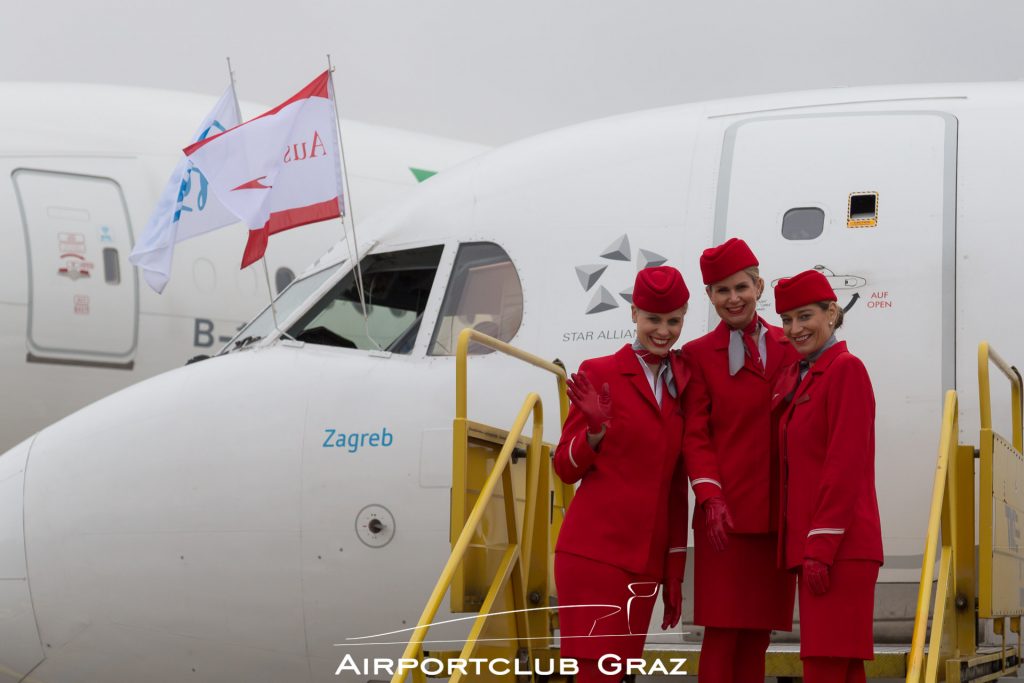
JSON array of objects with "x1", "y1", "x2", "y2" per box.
[
  {"x1": 13, "y1": 169, "x2": 138, "y2": 368},
  {"x1": 713, "y1": 111, "x2": 957, "y2": 576}
]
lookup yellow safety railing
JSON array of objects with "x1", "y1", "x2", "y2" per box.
[
  {"x1": 392, "y1": 393, "x2": 546, "y2": 683},
  {"x1": 392, "y1": 329, "x2": 572, "y2": 683},
  {"x1": 453, "y1": 327, "x2": 573, "y2": 598},
  {"x1": 454, "y1": 328, "x2": 575, "y2": 592},
  {"x1": 977, "y1": 343, "x2": 1024, "y2": 671},
  {"x1": 978, "y1": 343, "x2": 1023, "y2": 451},
  {"x1": 455, "y1": 329, "x2": 570, "y2": 426},
  {"x1": 908, "y1": 342, "x2": 1024, "y2": 683},
  {"x1": 907, "y1": 390, "x2": 974, "y2": 683}
]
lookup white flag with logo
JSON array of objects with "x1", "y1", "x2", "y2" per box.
[
  {"x1": 129, "y1": 86, "x2": 241, "y2": 293},
  {"x1": 184, "y1": 71, "x2": 344, "y2": 268}
]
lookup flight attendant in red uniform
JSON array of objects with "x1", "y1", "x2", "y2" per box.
[
  {"x1": 553, "y1": 266, "x2": 691, "y2": 682},
  {"x1": 681, "y1": 238, "x2": 799, "y2": 683},
  {"x1": 773, "y1": 270, "x2": 883, "y2": 683}
]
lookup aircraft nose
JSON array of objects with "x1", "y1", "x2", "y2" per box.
[{"x1": 0, "y1": 436, "x2": 46, "y2": 679}]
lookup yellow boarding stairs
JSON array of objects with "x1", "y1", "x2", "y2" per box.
[{"x1": 391, "y1": 332, "x2": 1024, "y2": 682}]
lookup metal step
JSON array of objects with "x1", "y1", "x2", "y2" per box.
[
  {"x1": 637, "y1": 643, "x2": 909, "y2": 679},
  {"x1": 424, "y1": 644, "x2": 911, "y2": 679}
]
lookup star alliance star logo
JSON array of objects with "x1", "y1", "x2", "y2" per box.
[{"x1": 574, "y1": 234, "x2": 669, "y2": 314}]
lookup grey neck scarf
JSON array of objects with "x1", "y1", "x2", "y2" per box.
[
  {"x1": 728, "y1": 320, "x2": 766, "y2": 376},
  {"x1": 632, "y1": 340, "x2": 677, "y2": 399},
  {"x1": 799, "y1": 334, "x2": 838, "y2": 379}
]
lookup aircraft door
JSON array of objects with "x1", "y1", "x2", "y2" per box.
[
  {"x1": 13, "y1": 169, "x2": 138, "y2": 368},
  {"x1": 713, "y1": 112, "x2": 957, "y2": 575}
]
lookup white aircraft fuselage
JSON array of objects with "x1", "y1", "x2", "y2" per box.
[
  {"x1": 0, "y1": 82, "x2": 486, "y2": 452},
  {"x1": 0, "y1": 83, "x2": 1016, "y2": 681}
]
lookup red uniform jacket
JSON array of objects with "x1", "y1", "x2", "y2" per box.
[
  {"x1": 773, "y1": 341, "x2": 884, "y2": 569},
  {"x1": 553, "y1": 344, "x2": 690, "y2": 581},
  {"x1": 681, "y1": 319, "x2": 800, "y2": 533}
]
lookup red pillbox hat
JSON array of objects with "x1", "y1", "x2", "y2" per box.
[
  {"x1": 774, "y1": 269, "x2": 837, "y2": 313},
  {"x1": 699, "y1": 237, "x2": 759, "y2": 285},
  {"x1": 633, "y1": 266, "x2": 689, "y2": 313}
]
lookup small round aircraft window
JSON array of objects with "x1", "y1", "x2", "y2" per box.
[
  {"x1": 275, "y1": 267, "x2": 296, "y2": 294},
  {"x1": 781, "y1": 207, "x2": 825, "y2": 240},
  {"x1": 429, "y1": 242, "x2": 524, "y2": 356}
]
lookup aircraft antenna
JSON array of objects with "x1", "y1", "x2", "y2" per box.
[
  {"x1": 226, "y1": 56, "x2": 283, "y2": 334},
  {"x1": 327, "y1": 54, "x2": 380, "y2": 350}
]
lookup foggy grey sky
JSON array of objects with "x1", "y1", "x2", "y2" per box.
[{"x1": 3, "y1": 1, "x2": 1024, "y2": 145}]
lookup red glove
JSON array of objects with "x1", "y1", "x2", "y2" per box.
[
  {"x1": 566, "y1": 372, "x2": 612, "y2": 434},
  {"x1": 703, "y1": 496, "x2": 734, "y2": 552},
  {"x1": 661, "y1": 581, "x2": 682, "y2": 629},
  {"x1": 803, "y1": 558, "x2": 830, "y2": 596}
]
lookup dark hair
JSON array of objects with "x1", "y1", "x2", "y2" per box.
[{"x1": 816, "y1": 301, "x2": 844, "y2": 330}]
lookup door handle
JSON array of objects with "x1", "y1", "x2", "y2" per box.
[{"x1": 102, "y1": 247, "x2": 121, "y2": 285}]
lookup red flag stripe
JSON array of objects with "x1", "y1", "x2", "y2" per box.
[
  {"x1": 240, "y1": 196, "x2": 341, "y2": 268},
  {"x1": 231, "y1": 175, "x2": 273, "y2": 191},
  {"x1": 267, "y1": 196, "x2": 340, "y2": 235},
  {"x1": 241, "y1": 227, "x2": 270, "y2": 269},
  {"x1": 185, "y1": 71, "x2": 331, "y2": 156}
]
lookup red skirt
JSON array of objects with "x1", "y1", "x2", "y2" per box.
[
  {"x1": 798, "y1": 559, "x2": 880, "y2": 659},
  {"x1": 554, "y1": 552, "x2": 659, "y2": 660},
  {"x1": 692, "y1": 523, "x2": 795, "y2": 631}
]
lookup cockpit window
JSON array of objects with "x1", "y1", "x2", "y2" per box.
[
  {"x1": 224, "y1": 261, "x2": 344, "y2": 350},
  {"x1": 429, "y1": 242, "x2": 523, "y2": 356},
  {"x1": 286, "y1": 245, "x2": 444, "y2": 353}
]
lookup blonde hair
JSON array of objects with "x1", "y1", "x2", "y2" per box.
[{"x1": 704, "y1": 266, "x2": 763, "y2": 293}]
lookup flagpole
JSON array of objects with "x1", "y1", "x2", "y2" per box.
[
  {"x1": 227, "y1": 56, "x2": 281, "y2": 332},
  {"x1": 327, "y1": 54, "x2": 379, "y2": 349},
  {"x1": 226, "y1": 57, "x2": 243, "y2": 122},
  {"x1": 260, "y1": 260, "x2": 280, "y2": 326}
]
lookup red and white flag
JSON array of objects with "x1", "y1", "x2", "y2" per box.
[{"x1": 184, "y1": 71, "x2": 344, "y2": 268}]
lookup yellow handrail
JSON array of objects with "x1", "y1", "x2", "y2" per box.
[
  {"x1": 907, "y1": 390, "x2": 958, "y2": 683},
  {"x1": 978, "y1": 342, "x2": 1023, "y2": 450},
  {"x1": 455, "y1": 328, "x2": 569, "y2": 426},
  {"x1": 392, "y1": 392, "x2": 546, "y2": 683},
  {"x1": 978, "y1": 342, "x2": 1024, "y2": 633},
  {"x1": 453, "y1": 328, "x2": 574, "y2": 573},
  {"x1": 908, "y1": 342, "x2": 1024, "y2": 682}
]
